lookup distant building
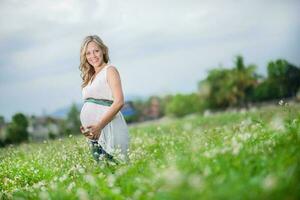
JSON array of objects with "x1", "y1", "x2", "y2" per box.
[
  {"x1": 141, "y1": 96, "x2": 161, "y2": 121},
  {"x1": 148, "y1": 97, "x2": 160, "y2": 119},
  {"x1": 27, "y1": 116, "x2": 60, "y2": 140},
  {"x1": 121, "y1": 101, "x2": 137, "y2": 123}
]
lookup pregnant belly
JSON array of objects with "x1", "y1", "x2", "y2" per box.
[{"x1": 80, "y1": 103, "x2": 107, "y2": 128}]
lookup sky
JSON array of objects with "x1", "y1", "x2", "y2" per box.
[{"x1": 0, "y1": 0, "x2": 299, "y2": 121}]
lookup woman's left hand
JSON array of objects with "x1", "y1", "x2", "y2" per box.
[{"x1": 86, "y1": 123, "x2": 102, "y2": 140}]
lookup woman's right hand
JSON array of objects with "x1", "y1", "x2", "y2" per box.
[{"x1": 80, "y1": 125, "x2": 94, "y2": 139}]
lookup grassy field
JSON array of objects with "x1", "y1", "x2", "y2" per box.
[{"x1": 1, "y1": 102, "x2": 300, "y2": 200}]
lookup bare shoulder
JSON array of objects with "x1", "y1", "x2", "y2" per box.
[
  {"x1": 107, "y1": 65, "x2": 121, "y2": 82},
  {"x1": 107, "y1": 65, "x2": 118, "y2": 72}
]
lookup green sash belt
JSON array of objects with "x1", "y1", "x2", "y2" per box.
[{"x1": 84, "y1": 98, "x2": 113, "y2": 106}]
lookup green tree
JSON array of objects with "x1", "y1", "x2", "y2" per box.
[
  {"x1": 205, "y1": 68, "x2": 232, "y2": 108},
  {"x1": 204, "y1": 55, "x2": 258, "y2": 108},
  {"x1": 0, "y1": 115, "x2": 5, "y2": 147},
  {"x1": 6, "y1": 113, "x2": 29, "y2": 144},
  {"x1": 251, "y1": 80, "x2": 276, "y2": 101},
  {"x1": 253, "y1": 59, "x2": 300, "y2": 101},
  {"x1": 159, "y1": 94, "x2": 173, "y2": 117},
  {"x1": 232, "y1": 55, "x2": 258, "y2": 106},
  {"x1": 66, "y1": 103, "x2": 81, "y2": 135},
  {"x1": 0, "y1": 116, "x2": 5, "y2": 126},
  {"x1": 267, "y1": 59, "x2": 300, "y2": 97},
  {"x1": 165, "y1": 93, "x2": 205, "y2": 117},
  {"x1": 58, "y1": 119, "x2": 71, "y2": 136}
]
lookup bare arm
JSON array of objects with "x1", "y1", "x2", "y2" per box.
[{"x1": 93, "y1": 66, "x2": 125, "y2": 131}]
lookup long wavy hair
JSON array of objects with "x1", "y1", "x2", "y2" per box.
[{"x1": 79, "y1": 35, "x2": 110, "y2": 89}]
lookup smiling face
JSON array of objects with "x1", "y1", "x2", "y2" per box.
[{"x1": 85, "y1": 41, "x2": 105, "y2": 68}]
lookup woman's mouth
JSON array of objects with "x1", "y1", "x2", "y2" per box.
[{"x1": 91, "y1": 59, "x2": 99, "y2": 63}]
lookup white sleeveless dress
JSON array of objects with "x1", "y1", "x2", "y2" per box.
[{"x1": 80, "y1": 64, "x2": 130, "y2": 162}]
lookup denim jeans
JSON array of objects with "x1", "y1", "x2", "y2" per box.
[{"x1": 88, "y1": 140, "x2": 115, "y2": 163}]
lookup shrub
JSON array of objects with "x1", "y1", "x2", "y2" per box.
[
  {"x1": 6, "y1": 113, "x2": 29, "y2": 144},
  {"x1": 165, "y1": 93, "x2": 205, "y2": 117}
]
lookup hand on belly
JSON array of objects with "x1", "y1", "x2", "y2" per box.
[
  {"x1": 80, "y1": 125, "x2": 94, "y2": 139},
  {"x1": 85, "y1": 123, "x2": 102, "y2": 140}
]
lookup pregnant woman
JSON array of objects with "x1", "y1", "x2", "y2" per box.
[{"x1": 79, "y1": 35, "x2": 130, "y2": 164}]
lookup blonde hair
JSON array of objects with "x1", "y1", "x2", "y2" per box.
[{"x1": 79, "y1": 35, "x2": 110, "y2": 89}]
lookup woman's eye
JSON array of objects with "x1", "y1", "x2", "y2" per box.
[{"x1": 86, "y1": 52, "x2": 90, "y2": 55}]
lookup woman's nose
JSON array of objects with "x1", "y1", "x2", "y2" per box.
[{"x1": 92, "y1": 51, "x2": 98, "y2": 57}]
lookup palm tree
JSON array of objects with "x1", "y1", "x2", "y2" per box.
[{"x1": 233, "y1": 55, "x2": 258, "y2": 107}]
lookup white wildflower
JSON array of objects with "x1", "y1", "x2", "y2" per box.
[
  {"x1": 204, "y1": 150, "x2": 212, "y2": 158},
  {"x1": 76, "y1": 188, "x2": 89, "y2": 200},
  {"x1": 278, "y1": 100, "x2": 284, "y2": 106},
  {"x1": 67, "y1": 181, "x2": 75, "y2": 192},
  {"x1": 187, "y1": 174, "x2": 203, "y2": 189},
  {"x1": 78, "y1": 166, "x2": 85, "y2": 174},
  {"x1": 159, "y1": 164, "x2": 182, "y2": 187},
  {"x1": 231, "y1": 137, "x2": 242, "y2": 155},
  {"x1": 239, "y1": 108, "x2": 246, "y2": 114},
  {"x1": 204, "y1": 110, "x2": 211, "y2": 117},
  {"x1": 183, "y1": 123, "x2": 193, "y2": 131},
  {"x1": 238, "y1": 132, "x2": 252, "y2": 141},
  {"x1": 59, "y1": 174, "x2": 68, "y2": 182},
  {"x1": 84, "y1": 174, "x2": 96, "y2": 186},
  {"x1": 262, "y1": 174, "x2": 277, "y2": 190},
  {"x1": 270, "y1": 115, "x2": 285, "y2": 131},
  {"x1": 98, "y1": 154, "x2": 106, "y2": 161},
  {"x1": 107, "y1": 174, "x2": 115, "y2": 187},
  {"x1": 240, "y1": 118, "x2": 252, "y2": 127},
  {"x1": 32, "y1": 181, "x2": 46, "y2": 189},
  {"x1": 49, "y1": 181, "x2": 57, "y2": 190},
  {"x1": 115, "y1": 167, "x2": 128, "y2": 177},
  {"x1": 62, "y1": 154, "x2": 68, "y2": 161},
  {"x1": 39, "y1": 191, "x2": 50, "y2": 200}
]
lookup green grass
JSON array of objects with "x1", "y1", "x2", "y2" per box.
[{"x1": 1, "y1": 103, "x2": 300, "y2": 199}]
